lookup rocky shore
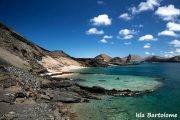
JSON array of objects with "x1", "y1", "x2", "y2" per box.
[
  {"x1": 76, "y1": 84, "x2": 155, "y2": 97},
  {"x1": 0, "y1": 65, "x2": 100, "y2": 119},
  {"x1": 0, "y1": 64, "x2": 157, "y2": 120}
]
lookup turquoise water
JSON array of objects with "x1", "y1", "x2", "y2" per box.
[
  {"x1": 66, "y1": 73, "x2": 162, "y2": 91},
  {"x1": 72, "y1": 63, "x2": 180, "y2": 120}
]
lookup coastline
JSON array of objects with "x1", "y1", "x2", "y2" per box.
[
  {"x1": 41, "y1": 65, "x2": 85, "y2": 78},
  {"x1": 55, "y1": 65, "x2": 165, "y2": 120},
  {"x1": 0, "y1": 63, "x2": 173, "y2": 120}
]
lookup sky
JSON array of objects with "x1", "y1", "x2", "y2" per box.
[{"x1": 0, "y1": 0, "x2": 180, "y2": 58}]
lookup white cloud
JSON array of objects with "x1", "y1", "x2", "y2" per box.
[
  {"x1": 139, "y1": 24, "x2": 143, "y2": 28},
  {"x1": 90, "y1": 14, "x2": 112, "y2": 26},
  {"x1": 131, "y1": 0, "x2": 160, "y2": 14},
  {"x1": 103, "y1": 35, "x2": 113, "y2": 39},
  {"x1": 145, "y1": 52, "x2": 150, "y2": 55},
  {"x1": 119, "y1": 29, "x2": 133, "y2": 35},
  {"x1": 124, "y1": 42, "x2": 131, "y2": 45},
  {"x1": 130, "y1": 7, "x2": 138, "y2": 14},
  {"x1": 158, "y1": 30, "x2": 177, "y2": 37},
  {"x1": 139, "y1": 34, "x2": 156, "y2": 41},
  {"x1": 175, "y1": 48, "x2": 180, "y2": 53},
  {"x1": 97, "y1": 1, "x2": 104, "y2": 5},
  {"x1": 119, "y1": 13, "x2": 131, "y2": 20},
  {"x1": 86, "y1": 28, "x2": 104, "y2": 35},
  {"x1": 167, "y1": 22, "x2": 180, "y2": 31},
  {"x1": 164, "y1": 51, "x2": 174, "y2": 58},
  {"x1": 155, "y1": 5, "x2": 180, "y2": 21},
  {"x1": 143, "y1": 43, "x2": 151, "y2": 49},
  {"x1": 164, "y1": 51, "x2": 174, "y2": 54},
  {"x1": 165, "y1": 54, "x2": 173, "y2": 58},
  {"x1": 100, "y1": 39, "x2": 107, "y2": 43},
  {"x1": 118, "y1": 29, "x2": 135, "y2": 39},
  {"x1": 169, "y1": 39, "x2": 180, "y2": 47},
  {"x1": 138, "y1": 0, "x2": 160, "y2": 12},
  {"x1": 100, "y1": 35, "x2": 113, "y2": 44},
  {"x1": 124, "y1": 35, "x2": 134, "y2": 39}
]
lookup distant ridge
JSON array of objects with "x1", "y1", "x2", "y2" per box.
[{"x1": 0, "y1": 22, "x2": 180, "y2": 74}]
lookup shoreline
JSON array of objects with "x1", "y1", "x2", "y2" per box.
[
  {"x1": 38, "y1": 65, "x2": 85, "y2": 78},
  {"x1": 0, "y1": 64, "x2": 164, "y2": 120}
]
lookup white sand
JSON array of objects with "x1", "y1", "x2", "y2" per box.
[
  {"x1": 39, "y1": 55, "x2": 84, "y2": 77},
  {"x1": 51, "y1": 66, "x2": 84, "y2": 78}
]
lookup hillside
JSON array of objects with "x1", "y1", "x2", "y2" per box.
[
  {"x1": 0, "y1": 22, "x2": 82, "y2": 75},
  {"x1": 168, "y1": 56, "x2": 180, "y2": 62}
]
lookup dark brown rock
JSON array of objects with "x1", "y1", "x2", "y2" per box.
[
  {"x1": 0, "y1": 78, "x2": 17, "y2": 88},
  {"x1": 52, "y1": 91, "x2": 81, "y2": 103}
]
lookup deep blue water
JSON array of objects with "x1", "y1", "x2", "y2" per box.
[{"x1": 73, "y1": 63, "x2": 180, "y2": 120}]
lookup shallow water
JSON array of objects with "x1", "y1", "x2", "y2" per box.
[
  {"x1": 66, "y1": 73, "x2": 161, "y2": 91},
  {"x1": 72, "y1": 63, "x2": 180, "y2": 120}
]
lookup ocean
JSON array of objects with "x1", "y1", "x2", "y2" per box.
[{"x1": 70, "y1": 63, "x2": 180, "y2": 120}]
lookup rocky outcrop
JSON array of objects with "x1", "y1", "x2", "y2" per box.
[
  {"x1": 52, "y1": 91, "x2": 81, "y2": 103},
  {"x1": 109, "y1": 57, "x2": 125, "y2": 65},
  {"x1": 0, "y1": 64, "x2": 100, "y2": 119},
  {"x1": 124, "y1": 54, "x2": 142, "y2": 63},
  {"x1": 77, "y1": 85, "x2": 155, "y2": 97}
]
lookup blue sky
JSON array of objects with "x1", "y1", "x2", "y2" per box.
[{"x1": 0, "y1": 0, "x2": 180, "y2": 58}]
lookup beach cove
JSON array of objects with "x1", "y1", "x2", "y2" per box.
[{"x1": 65, "y1": 63, "x2": 180, "y2": 120}]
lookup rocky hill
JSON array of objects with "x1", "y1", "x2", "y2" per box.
[
  {"x1": 168, "y1": 56, "x2": 180, "y2": 62},
  {"x1": 109, "y1": 57, "x2": 125, "y2": 65},
  {"x1": 95, "y1": 54, "x2": 112, "y2": 62},
  {"x1": 0, "y1": 22, "x2": 83, "y2": 75},
  {"x1": 142, "y1": 56, "x2": 169, "y2": 62},
  {"x1": 0, "y1": 22, "x2": 45, "y2": 71}
]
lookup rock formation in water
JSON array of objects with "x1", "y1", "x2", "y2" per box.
[{"x1": 124, "y1": 54, "x2": 142, "y2": 63}]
